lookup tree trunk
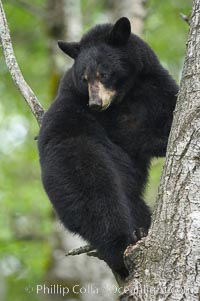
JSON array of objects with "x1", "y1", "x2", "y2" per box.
[
  {"x1": 44, "y1": 0, "x2": 83, "y2": 97},
  {"x1": 120, "y1": 1, "x2": 200, "y2": 300}
]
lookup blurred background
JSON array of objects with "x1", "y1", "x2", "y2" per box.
[{"x1": 0, "y1": 0, "x2": 191, "y2": 300}]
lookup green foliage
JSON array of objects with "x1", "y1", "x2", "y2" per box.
[
  {"x1": 145, "y1": 0, "x2": 191, "y2": 80},
  {"x1": 0, "y1": 1, "x2": 192, "y2": 300}
]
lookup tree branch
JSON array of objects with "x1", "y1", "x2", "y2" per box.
[
  {"x1": 66, "y1": 244, "x2": 95, "y2": 256},
  {"x1": 66, "y1": 244, "x2": 124, "y2": 286},
  {"x1": 180, "y1": 12, "x2": 191, "y2": 25},
  {"x1": 66, "y1": 245, "x2": 102, "y2": 260},
  {"x1": 0, "y1": 0, "x2": 45, "y2": 125}
]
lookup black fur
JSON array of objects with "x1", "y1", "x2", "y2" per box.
[{"x1": 38, "y1": 18, "x2": 178, "y2": 278}]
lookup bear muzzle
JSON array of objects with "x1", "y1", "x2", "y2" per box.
[{"x1": 88, "y1": 81, "x2": 116, "y2": 111}]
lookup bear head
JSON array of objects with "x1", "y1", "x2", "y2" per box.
[{"x1": 58, "y1": 17, "x2": 143, "y2": 111}]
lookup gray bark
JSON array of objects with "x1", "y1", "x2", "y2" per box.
[{"x1": 121, "y1": 1, "x2": 200, "y2": 300}]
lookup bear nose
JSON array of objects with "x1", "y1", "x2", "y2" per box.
[{"x1": 89, "y1": 102, "x2": 102, "y2": 111}]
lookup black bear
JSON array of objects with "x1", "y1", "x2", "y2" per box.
[{"x1": 38, "y1": 17, "x2": 178, "y2": 279}]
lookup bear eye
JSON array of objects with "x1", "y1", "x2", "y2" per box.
[
  {"x1": 100, "y1": 73, "x2": 109, "y2": 79},
  {"x1": 81, "y1": 75, "x2": 87, "y2": 82}
]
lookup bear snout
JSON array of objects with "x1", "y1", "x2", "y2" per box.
[
  {"x1": 88, "y1": 82, "x2": 103, "y2": 111},
  {"x1": 88, "y1": 81, "x2": 116, "y2": 111}
]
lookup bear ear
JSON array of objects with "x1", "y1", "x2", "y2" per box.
[
  {"x1": 108, "y1": 17, "x2": 131, "y2": 46},
  {"x1": 57, "y1": 41, "x2": 80, "y2": 59}
]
